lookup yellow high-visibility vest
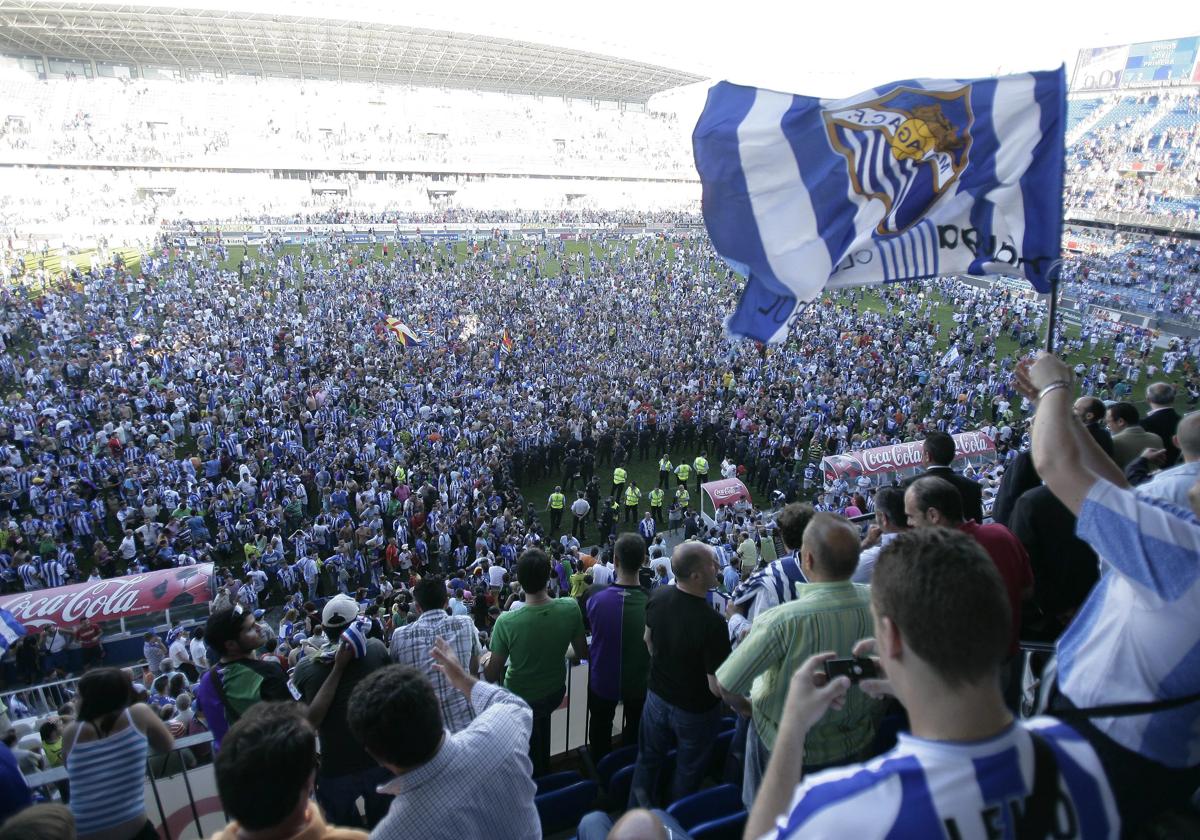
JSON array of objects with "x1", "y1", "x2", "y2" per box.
[
  {"x1": 549, "y1": 493, "x2": 565, "y2": 510},
  {"x1": 613, "y1": 467, "x2": 627, "y2": 484},
  {"x1": 624, "y1": 486, "x2": 641, "y2": 506}
]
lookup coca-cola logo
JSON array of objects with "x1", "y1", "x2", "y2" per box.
[
  {"x1": 3, "y1": 575, "x2": 154, "y2": 627},
  {"x1": 861, "y1": 444, "x2": 923, "y2": 472},
  {"x1": 712, "y1": 484, "x2": 742, "y2": 499},
  {"x1": 953, "y1": 432, "x2": 994, "y2": 456}
]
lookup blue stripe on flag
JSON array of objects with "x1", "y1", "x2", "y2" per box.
[
  {"x1": 961, "y1": 79, "x2": 1000, "y2": 274},
  {"x1": 876, "y1": 241, "x2": 891, "y2": 282},
  {"x1": 1019, "y1": 68, "x2": 1067, "y2": 290},
  {"x1": 693, "y1": 83, "x2": 787, "y2": 302},
  {"x1": 783, "y1": 97, "x2": 858, "y2": 267}
]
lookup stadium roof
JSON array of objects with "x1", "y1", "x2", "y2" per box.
[{"x1": 0, "y1": 1, "x2": 706, "y2": 101}]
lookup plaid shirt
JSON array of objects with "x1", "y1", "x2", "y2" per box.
[
  {"x1": 373, "y1": 681, "x2": 538, "y2": 840},
  {"x1": 390, "y1": 610, "x2": 481, "y2": 734}
]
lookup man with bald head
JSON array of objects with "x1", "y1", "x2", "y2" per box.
[
  {"x1": 1126, "y1": 410, "x2": 1200, "y2": 509},
  {"x1": 628, "y1": 540, "x2": 732, "y2": 808},
  {"x1": 716, "y1": 512, "x2": 881, "y2": 806},
  {"x1": 1141, "y1": 381, "x2": 1182, "y2": 466}
]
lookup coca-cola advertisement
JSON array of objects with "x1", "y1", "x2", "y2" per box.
[
  {"x1": 821, "y1": 431, "x2": 996, "y2": 489},
  {"x1": 701, "y1": 478, "x2": 751, "y2": 509},
  {"x1": 0, "y1": 564, "x2": 215, "y2": 631}
]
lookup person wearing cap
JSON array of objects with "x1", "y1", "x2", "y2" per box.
[
  {"x1": 292, "y1": 594, "x2": 392, "y2": 829},
  {"x1": 193, "y1": 606, "x2": 292, "y2": 751}
]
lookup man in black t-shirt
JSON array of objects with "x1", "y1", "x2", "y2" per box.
[
  {"x1": 629, "y1": 541, "x2": 731, "y2": 807},
  {"x1": 293, "y1": 594, "x2": 392, "y2": 829}
]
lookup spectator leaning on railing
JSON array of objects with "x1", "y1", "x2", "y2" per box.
[{"x1": 1017, "y1": 352, "x2": 1200, "y2": 833}]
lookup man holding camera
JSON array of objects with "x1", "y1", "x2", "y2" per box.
[
  {"x1": 745, "y1": 526, "x2": 1117, "y2": 839},
  {"x1": 715, "y1": 512, "x2": 880, "y2": 808}
]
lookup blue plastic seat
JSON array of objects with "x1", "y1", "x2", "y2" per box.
[
  {"x1": 708, "y1": 728, "x2": 735, "y2": 779},
  {"x1": 691, "y1": 809, "x2": 748, "y2": 840},
  {"x1": 666, "y1": 783, "x2": 743, "y2": 831},
  {"x1": 535, "y1": 770, "x2": 583, "y2": 795},
  {"x1": 606, "y1": 763, "x2": 635, "y2": 810},
  {"x1": 535, "y1": 779, "x2": 599, "y2": 835},
  {"x1": 596, "y1": 743, "x2": 638, "y2": 788}
]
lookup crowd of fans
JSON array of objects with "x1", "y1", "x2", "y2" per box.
[{"x1": 0, "y1": 220, "x2": 1196, "y2": 836}]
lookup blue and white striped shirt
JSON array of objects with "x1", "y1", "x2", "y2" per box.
[
  {"x1": 765, "y1": 718, "x2": 1117, "y2": 839},
  {"x1": 1059, "y1": 479, "x2": 1200, "y2": 768}
]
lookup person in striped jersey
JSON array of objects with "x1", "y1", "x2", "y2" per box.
[{"x1": 747, "y1": 527, "x2": 1117, "y2": 840}]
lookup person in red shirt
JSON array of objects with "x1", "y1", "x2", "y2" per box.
[
  {"x1": 904, "y1": 476, "x2": 1033, "y2": 706},
  {"x1": 73, "y1": 616, "x2": 105, "y2": 670}
]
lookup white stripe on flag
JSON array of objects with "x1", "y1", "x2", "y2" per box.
[
  {"x1": 738, "y1": 89, "x2": 833, "y2": 302},
  {"x1": 980, "y1": 73, "x2": 1038, "y2": 274}
]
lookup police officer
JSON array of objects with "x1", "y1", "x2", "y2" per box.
[
  {"x1": 648, "y1": 485, "x2": 665, "y2": 524},
  {"x1": 623, "y1": 481, "x2": 642, "y2": 524},
  {"x1": 693, "y1": 452, "x2": 709, "y2": 493},
  {"x1": 675, "y1": 484, "x2": 690, "y2": 510},
  {"x1": 547, "y1": 485, "x2": 566, "y2": 534},
  {"x1": 673, "y1": 459, "x2": 691, "y2": 488},
  {"x1": 657, "y1": 454, "x2": 673, "y2": 488},
  {"x1": 611, "y1": 463, "x2": 627, "y2": 498}
]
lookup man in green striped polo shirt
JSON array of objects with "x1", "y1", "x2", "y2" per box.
[{"x1": 716, "y1": 512, "x2": 883, "y2": 808}]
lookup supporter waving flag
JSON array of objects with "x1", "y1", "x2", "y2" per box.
[
  {"x1": 694, "y1": 68, "x2": 1066, "y2": 342},
  {"x1": 0, "y1": 607, "x2": 27, "y2": 654}
]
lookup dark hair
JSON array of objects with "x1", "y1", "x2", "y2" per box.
[
  {"x1": 775, "y1": 503, "x2": 815, "y2": 551},
  {"x1": 204, "y1": 607, "x2": 249, "y2": 655},
  {"x1": 76, "y1": 668, "x2": 137, "y2": 726},
  {"x1": 908, "y1": 476, "x2": 963, "y2": 523},
  {"x1": 874, "y1": 486, "x2": 908, "y2": 529},
  {"x1": 413, "y1": 576, "x2": 448, "y2": 612},
  {"x1": 215, "y1": 702, "x2": 318, "y2": 831},
  {"x1": 923, "y1": 431, "x2": 956, "y2": 466},
  {"x1": 802, "y1": 512, "x2": 860, "y2": 579},
  {"x1": 38, "y1": 721, "x2": 60, "y2": 741},
  {"x1": 613, "y1": 533, "x2": 646, "y2": 574},
  {"x1": 872, "y1": 528, "x2": 1010, "y2": 686},
  {"x1": 1107, "y1": 401, "x2": 1139, "y2": 426},
  {"x1": 1077, "y1": 397, "x2": 1106, "y2": 423},
  {"x1": 191, "y1": 626, "x2": 205, "y2": 640},
  {"x1": 516, "y1": 548, "x2": 552, "y2": 593},
  {"x1": 347, "y1": 665, "x2": 442, "y2": 767}
]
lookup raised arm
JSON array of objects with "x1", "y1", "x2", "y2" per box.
[{"x1": 1016, "y1": 354, "x2": 1128, "y2": 515}]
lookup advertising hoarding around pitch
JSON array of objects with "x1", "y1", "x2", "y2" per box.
[{"x1": 0, "y1": 564, "x2": 215, "y2": 631}]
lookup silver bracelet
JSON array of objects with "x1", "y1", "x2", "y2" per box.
[{"x1": 1036, "y1": 381, "x2": 1071, "y2": 400}]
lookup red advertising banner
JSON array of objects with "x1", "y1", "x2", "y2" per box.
[
  {"x1": 701, "y1": 478, "x2": 752, "y2": 509},
  {"x1": 821, "y1": 431, "x2": 996, "y2": 488},
  {"x1": 0, "y1": 564, "x2": 214, "y2": 630}
]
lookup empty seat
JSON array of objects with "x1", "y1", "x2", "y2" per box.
[
  {"x1": 535, "y1": 779, "x2": 599, "y2": 835},
  {"x1": 535, "y1": 770, "x2": 583, "y2": 795},
  {"x1": 666, "y1": 783, "x2": 743, "y2": 831}
]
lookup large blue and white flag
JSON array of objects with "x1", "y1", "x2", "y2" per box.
[
  {"x1": 693, "y1": 68, "x2": 1066, "y2": 342},
  {"x1": 0, "y1": 607, "x2": 27, "y2": 654}
]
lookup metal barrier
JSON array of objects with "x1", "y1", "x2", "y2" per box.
[
  {"x1": 3, "y1": 661, "x2": 154, "y2": 719},
  {"x1": 24, "y1": 731, "x2": 222, "y2": 840}
]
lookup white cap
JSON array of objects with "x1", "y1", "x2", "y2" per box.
[{"x1": 321, "y1": 594, "x2": 360, "y2": 628}]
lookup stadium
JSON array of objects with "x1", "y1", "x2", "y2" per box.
[{"x1": 0, "y1": 2, "x2": 1198, "y2": 838}]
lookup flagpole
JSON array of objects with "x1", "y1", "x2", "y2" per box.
[{"x1": 1045, "y1": 273, "x2": 1059, "y2": 354}]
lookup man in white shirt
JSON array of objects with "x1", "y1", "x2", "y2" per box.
[
  {"x1": 590, "y1": 559, "x2": 614, "y2": 586},
  {"x1": 169, "y1": 631, "x2": 193, "y2": 668},
  {"x1": 351, "y1": 637, "x2": 539, "y2": 840},
  {"x1": 188, "y1": 627, "x2": 209, "y2": 669},
  {"x1": 851, "y1": 487, "x2": 909, "y2": 584}
]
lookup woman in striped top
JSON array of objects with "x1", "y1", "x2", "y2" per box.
[{"x1": 63, "y1": 668, "x2": 174, "y2": 840}]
